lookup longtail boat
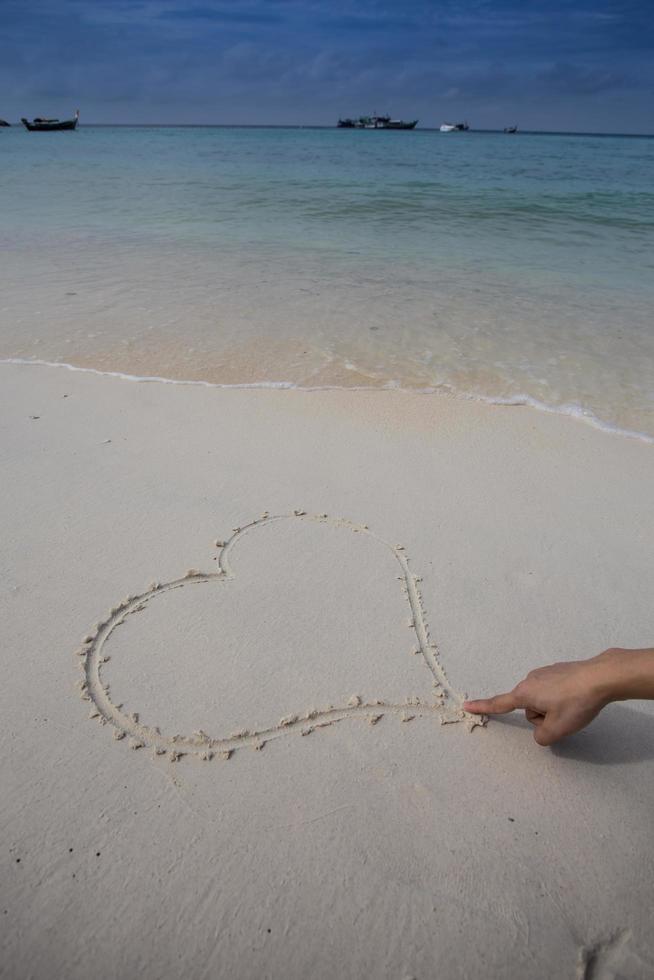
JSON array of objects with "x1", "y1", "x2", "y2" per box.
[{"x1": 21, "y1": 110, "x2": 79, "y2": 132}]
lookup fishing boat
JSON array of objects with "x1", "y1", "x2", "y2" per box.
[
  {"x1": 21, "y1": 109, "x2": 79, "y2": 132},
  {"x1": 504, "y1": 125, "x2": 518, "y2": 134},
  {"x1": 337, "y1": 114, "x2": 417, "y2": 130},
  {"x1": 440, "y1": 121, "x2": 469, "y2": 132},
  {"x1": 385, "y1": 118, "x2": 418, "y2": 130}
]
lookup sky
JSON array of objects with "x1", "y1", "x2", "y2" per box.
[{"x1": 1, "y1": 0, "x2": 653, "y2": 132}]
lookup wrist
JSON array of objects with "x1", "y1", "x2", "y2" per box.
[{"x1": 592, "y1": 647, "x2": 654, "y2": 703}]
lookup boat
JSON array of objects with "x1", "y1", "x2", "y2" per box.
[
  {"x1": 0, "y1": 119, "x2": 10, "y2": 127},
  {"x1": 337, "y1": 114, "x2": 418, "y2": 130},
  {"x1": 440, "y1": 121, "x2": 469, "y2": 132},
  {"x1": 21, "y1": 110, "x2": 79, "y2": 132},
  {"x1": 503, "y1": 125, "x2": 518, "y2": 134},
  {"x1": 385, "y1": 118, "x2": 418, "y2": 130}
]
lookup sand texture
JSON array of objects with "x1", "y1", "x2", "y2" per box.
[{"x1": 1, "y1": 362, "x2": 653, "y2": 980}]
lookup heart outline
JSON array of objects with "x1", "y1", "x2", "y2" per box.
[{"x1": 76, "y1": 513, "x2": 481, "y2": 760}]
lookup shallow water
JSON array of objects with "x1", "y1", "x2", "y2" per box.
[{"x1": 1, "y1": 125, "x2": 653, "y2": 436}]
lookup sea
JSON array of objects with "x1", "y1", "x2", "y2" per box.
[{"x1": 1, "y1": 125, "x2": 653, "y2": 439}]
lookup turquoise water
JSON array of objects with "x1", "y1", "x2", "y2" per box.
[{"x1": 1, "y1": 125, "x2": 653, "y2": 436}]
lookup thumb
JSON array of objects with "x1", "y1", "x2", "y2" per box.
[{"x1": 532, "y1": 714, "x2": 563, "y2": 747}]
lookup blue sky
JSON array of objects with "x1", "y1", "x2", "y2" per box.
[{"x1": 1, "y1": 0, "x2": 652, "y2": 131}]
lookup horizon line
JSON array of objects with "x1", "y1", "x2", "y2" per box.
[{"x1": 4, "y1": 121, "x2": 653, "y2": 138}]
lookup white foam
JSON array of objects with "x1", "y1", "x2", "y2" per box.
[
  {"x1": 2, "y1": 356, "x2": 652, "y2": 445},
  {"x1": 443, "y1": 387, "x2": 654, "y2": 445},
  {"x1": 0, "y1": 357, "x2": 297, "y2": 390}
]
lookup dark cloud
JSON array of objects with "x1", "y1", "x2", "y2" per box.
[{"x1": 0, "y1": 0, "x2": 651, "y2": 131}]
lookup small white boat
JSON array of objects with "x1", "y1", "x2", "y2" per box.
[{"x1": 440, "y1": 121, "x2": 469, "y2": 132}]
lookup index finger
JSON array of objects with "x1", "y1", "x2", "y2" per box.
[{"x1": 463, "y1": 691, "x2": 520, "y2": 715}]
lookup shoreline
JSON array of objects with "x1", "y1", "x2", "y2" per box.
[{"x1": 4, "y1": 356, "x2": 653, "y2": 445}]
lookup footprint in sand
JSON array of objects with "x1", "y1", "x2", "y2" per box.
[
  {"x1": 75, "y1": 512, "x2": 482, "y2": 762},
  {"x1": 577, "y1": 928, "x2": 653, "y2": 980}
]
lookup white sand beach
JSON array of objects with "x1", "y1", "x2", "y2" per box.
[{"x1": 2, "y1": 361, "x2": 653, "y2": 979}]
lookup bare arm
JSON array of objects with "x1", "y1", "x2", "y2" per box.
[{"x1": 464, "y1": 647, "x2": 654, "y2": 746}]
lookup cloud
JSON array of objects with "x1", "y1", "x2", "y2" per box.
[
  {"x1": 159, "y1": 4, "x2": 285, "y2": 24},
  {"x1": 539, "y1": 62, "x2": 631, "y2": 96},
  {"x1": 0, "y1": 0, "x2": 652, "y2": 130}
]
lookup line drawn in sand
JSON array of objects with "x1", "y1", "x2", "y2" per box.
[{"x1": 76, "y1": 512, "x2": 484, "y2": 762}]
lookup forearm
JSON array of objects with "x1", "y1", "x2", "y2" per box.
[{"x1": 592, "y1": 647, "x2": 654, "y2": 703}]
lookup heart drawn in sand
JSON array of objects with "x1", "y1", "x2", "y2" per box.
[{"x1": 75, "y1": 513, "x2": 481, "y2": 762}]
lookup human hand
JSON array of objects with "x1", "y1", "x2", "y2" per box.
[{"x1": 464, "y1": 651, "x2": 625, "y2": 746}]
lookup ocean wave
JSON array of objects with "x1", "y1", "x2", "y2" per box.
[{"x1": 3, "y1": 356, "x2": 652, "y2": 445}]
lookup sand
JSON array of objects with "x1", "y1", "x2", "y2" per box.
[{"x1": 1, "y1": 360, "x2": 653, "y2": 980}]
